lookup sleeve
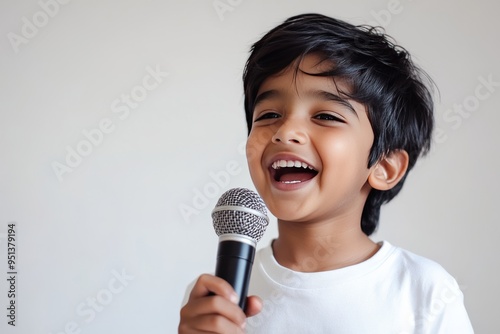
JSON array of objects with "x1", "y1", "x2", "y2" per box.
[{"x1": 418, "y1": 276, "x2": 474, "y2": 334}]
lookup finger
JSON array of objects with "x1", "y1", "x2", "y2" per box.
[
  {"x1": 186, "y1": 313, "x2": 246, "y2": 334},
  {"x1": 245, "y1": 295, "x2": 263, "y2": 318},
  {"x1": 189, "y1": 274, "x2": 239, "y2": 304},
  {"x1": 183, "y1": 294, "x2": 246, "y2": 326}
]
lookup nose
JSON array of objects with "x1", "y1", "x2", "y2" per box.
[{"x1": 271, "y1": 118, "x2": 307, "y2": 145}]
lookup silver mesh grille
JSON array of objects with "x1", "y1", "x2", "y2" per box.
[{"x1": 212, "y1": 188, "x2": 269, "y2": 242}]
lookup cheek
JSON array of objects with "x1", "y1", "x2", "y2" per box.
[
  {"x1": 245, "y1": 132, "x2": 265, "y2": 181},
  {"x1": 245, "y1": 127, "x2": 274, "y2": 163},
  {"x1": 245, "y1": 133, "x2": 261, "y2": 168},
  {"x1": 320, "y1": 134, "x2": 353, "y2": 162},
  {"x1": 319, "y1": 134, "x2": 370, "y2": 177}
]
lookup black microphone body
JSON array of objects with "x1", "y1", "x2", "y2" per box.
[
  {"x1": 215, "y1": 235, "x2": 256, "y2": 310},
  {"x1": 211, "y1": 188, "x2": 269, "y2": 311}
]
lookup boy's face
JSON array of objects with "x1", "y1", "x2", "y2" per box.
[{"x1": 246, "y1": 54, "x2": 376, "y2": 225}]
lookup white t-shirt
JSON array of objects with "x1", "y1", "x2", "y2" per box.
[{"x1": 246, "y1": 241, "x2": 474, "y2": 333}]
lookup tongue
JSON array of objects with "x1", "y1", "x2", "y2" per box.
[{"x1": 277, "y1": 168, "x2": 316, "y2": 182}]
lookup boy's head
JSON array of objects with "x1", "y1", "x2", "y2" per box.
[{"x1": 242, "y1": 13, "x2": 435, "y2": 235}]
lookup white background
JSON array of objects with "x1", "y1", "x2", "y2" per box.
[{"x1": 1, "y1": 0, "x2": 498, "y2": 333}]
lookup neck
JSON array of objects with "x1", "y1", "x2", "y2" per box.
[{"x1": 272, "y1": 217, "x2": 379, "y2": 272}]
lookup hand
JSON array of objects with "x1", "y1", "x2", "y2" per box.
[{"x1": 178, "y1": 274, "x2": 262, "y2": 333}]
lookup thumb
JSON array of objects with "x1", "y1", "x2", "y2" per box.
[{"x1": 245, "y1": 295, "x2": 263, "y2": 318}]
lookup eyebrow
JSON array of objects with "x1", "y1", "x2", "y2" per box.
[
  {"x1": 254, "y1": 89, "x2": 358, "y2": 118},
  {"x1": 254, "y1": 90, "x2": 281, "y2": 107}
]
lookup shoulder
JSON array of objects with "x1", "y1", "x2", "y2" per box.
[
  {"x1": 382, "y1": 242, "x2": 474, "y2": 332},
  {"x1": 384, "y1": 241, "x2": 454, "y2": 283},
  {"x1": 378, "y1": 241, "x2": 464, "y2": 309},
  {"x1": 384, "y1": 242, "x2": 474, "y2": 334}
]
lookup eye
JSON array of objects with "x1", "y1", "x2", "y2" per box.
[
  {"x1": 313, "y1": 113, "x2": 345, "y2": 123},
  {"x1": 254, "y1": 111, "x2": 281, "y2": 122}
]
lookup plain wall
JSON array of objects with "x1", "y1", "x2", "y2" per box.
[{"x1": 1, "y1": 0, "x2": 498, "y2": 333}]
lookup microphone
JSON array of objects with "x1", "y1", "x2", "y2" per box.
[{"x1": 211, "y1": 188, "x2": 269, "y2": 311}]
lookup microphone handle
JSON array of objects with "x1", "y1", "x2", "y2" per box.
[{"x1": 215, "y1": 239, "x2": 256, "y2": 310}]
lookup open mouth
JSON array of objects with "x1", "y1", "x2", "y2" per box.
[{"x1": 270, "y1": 160, "x2": 318, "y2": 184}]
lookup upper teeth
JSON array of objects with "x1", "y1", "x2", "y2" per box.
[{"x1": 271, "y1": 160, "x2": 315, "y2": 170}]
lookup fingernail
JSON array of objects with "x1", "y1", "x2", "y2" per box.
[{"x1": 230, "y1": 293, "x2": 239, "y2": 304}]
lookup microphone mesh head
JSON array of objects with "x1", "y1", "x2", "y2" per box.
[{"x1": 212, "y1": 188, "x2": 269, "y2": 242}]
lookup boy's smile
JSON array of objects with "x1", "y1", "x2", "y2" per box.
[
  {"x1": 270, "y1": 156, "x2": 318, "y2": 185},
  {"x1": 246, "y1": 53, "x2": 376, "y2": 225}
]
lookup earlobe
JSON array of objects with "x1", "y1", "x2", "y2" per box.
[{"x1": 368, "y1": 150, "x2": 409, "y2": 191}]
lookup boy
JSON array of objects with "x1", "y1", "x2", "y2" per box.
[{"x1": 179, "y1": 13, "x2": 473, "y2": 333}]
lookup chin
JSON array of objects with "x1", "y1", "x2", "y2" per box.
[{"x1": 265, "y1": 199, "x2": 308, "y2": 222}]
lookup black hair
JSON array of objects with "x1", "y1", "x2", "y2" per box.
[{"x1": 243, "y1": 13, "x2": 435, "y2": 235}]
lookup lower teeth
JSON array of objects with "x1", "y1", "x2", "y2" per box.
[{"x1": 281, "y1": 180, "x2": 301, "y2": 184}]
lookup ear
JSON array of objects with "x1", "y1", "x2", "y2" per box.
[{"x1": 368, "y1": 150, "x2": 409, "y2": 191}]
